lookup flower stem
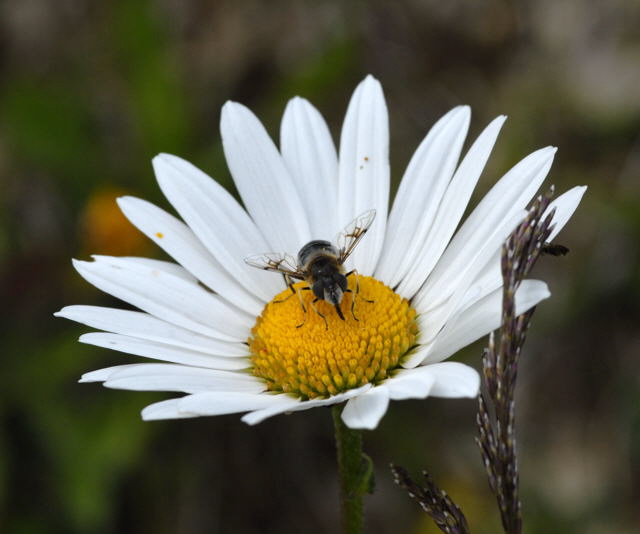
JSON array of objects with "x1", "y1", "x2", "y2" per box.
[{"x1": 332, "y1": 405, "x2": 373, "y2": 534}]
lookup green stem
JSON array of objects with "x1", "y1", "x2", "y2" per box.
[{"x1": 332, "y1": 405, "x2": 373, "y2": 534}]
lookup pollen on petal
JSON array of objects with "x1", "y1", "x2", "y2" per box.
[{"x1": 248, "y1": 276, "x2": 418, "y2": 400}]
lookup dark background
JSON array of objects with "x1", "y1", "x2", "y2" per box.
[{"x1": 1, "y1": 1, "x2": 639, "y2": 532}]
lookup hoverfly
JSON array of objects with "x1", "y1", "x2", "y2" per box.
[{"x1": 245, "y1": 209, "x2": 376, "y2": 329}]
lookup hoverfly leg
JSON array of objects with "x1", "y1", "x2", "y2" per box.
[
  {"x1": 345, "y1": 270, "x2": 374, "y2": 321},
  {"x1": 274, "y1": 274, "x2": 296, "y2": 304},
  {"x1": 353, "y1": 271, "x2": 375, "y2": 304},
  {"x1": 344, "y1": 288, "x2": 359, "y2": 321},
  {"x1": 295, "y1": 286, "x2": 311, "y2": 328},
  {"x1": 310, "y1": 298, "x2": 329, "y2": 330}
]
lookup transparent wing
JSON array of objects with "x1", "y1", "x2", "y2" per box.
[
  {"x1": 336, "y1": 209, "x2": 377, "y2": 264},
  {"x1": 244, "y1": 252, "x2": 305, "y2": 280}
]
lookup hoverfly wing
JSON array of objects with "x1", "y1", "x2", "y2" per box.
[
  {"x1": 244, "y1": 252, "x2": 305, "y2": 280},
  {"x1": 336, "y1": 208, "x2": 377, "y2": 264}
]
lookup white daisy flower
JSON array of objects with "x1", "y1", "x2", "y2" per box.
[{"x1": 56, "y1": 75, "x2": 585, "y2": 430}]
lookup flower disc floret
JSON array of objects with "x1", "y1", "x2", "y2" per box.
[{"x1": 249, "y1": 276, "x2": 418, "y2": 399}]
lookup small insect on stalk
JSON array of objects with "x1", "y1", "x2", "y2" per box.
[
  {"x1": 245, "y1": 210, "x2": 376, "y2": 329},
  {"x1": 541, "y1": 242, "x2": 569, "y2": 256}
]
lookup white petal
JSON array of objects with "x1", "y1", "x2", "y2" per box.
[
  {"x1": 142, "y1": 399, "x2": 198, "y2": 420},
  {"x1": 79, "y1": 332, "x2": 249, "y2": 370},
  {"x1": 130, "y1": 373, "x2": 256, "y2": 395},
  {"x1": 457, "y1": 185, "x2": 586, "y2": 313},
  {"x1": 545, "y1": 185, "x2": 587, "y2": 241},
  {"x1": 73, "y1": 256, "x2": 252, "y2": 341},
  {"x1": 152, "y1": 153, "x2": 282, "y2": 302},
  {"x1": 385, "y1": 368, "x2": 436, "y2": 400},
  {"x1": 413, "y1": 208, "x2": 527, "y2": 340},
  {"x1": 340, "y1": 386, "x2": 390, "y2": 430},
  {"x1": 337, "y1": 75, "x2": 389, "y2": 275},
  {"x1": 179, "y1": 391, "x2": 284, "y2": 416},
  {"x1": 415, "y1": 279, "x2": 551, "y2": 366},
  {"x1": 240, "y1": 396, "x2": 304, "y2": 425},
  {"x1": 221, "y1": 102, "x2": 311, "y2": 252},
  {"x1": 117, "y1": 196, "x2": 263, "y2": 315},
  {"x1": 56, "y1": 305, "x2": 248, "y2": 357},
  {"x1": 280, "y1": 97, "x2": 339, "y2": 238},
  {"x1": 396, "y1": 116, "x2": 509, "y2": 298},
  {"x1": 415, "y1": 146, "x2": 556, "y2": 302},
  {"x1": 457, "y1": 252, "x2": 502, "y2": 311},
  {"x1": 241, "y1": 384, "x2": 372, "y2": 425},
  {"x1": 422, "y1": 362, "x2": 480, "y2": 398},
  {"x1": 82, "y1": 363, "x2": 262, "y2": 393},
  {"x1": 80, "y1": 365, "x2": 125, "y2": 383},
  {"x1": 376, "y1": 106, "x2": 472, "y2": 287},
  {"x1": 121, "y1": 256, "x2": 195, "y2": 282}
]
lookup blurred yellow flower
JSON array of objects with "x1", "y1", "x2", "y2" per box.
[{"x1": 80, "y1": 188, "x2": 149, "y2": 256}]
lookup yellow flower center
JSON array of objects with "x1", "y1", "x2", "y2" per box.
[{"x1": 248, "y1": 276, "x2": 418, "y2": 399}]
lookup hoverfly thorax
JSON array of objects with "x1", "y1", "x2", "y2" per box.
[{"x1": 297, "y1": 240, "x2": 339, "y2": 269}]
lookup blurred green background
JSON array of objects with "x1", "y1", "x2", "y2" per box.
[{"x1": 1, "y1": 1, "x2": 639, "y2": 533}]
